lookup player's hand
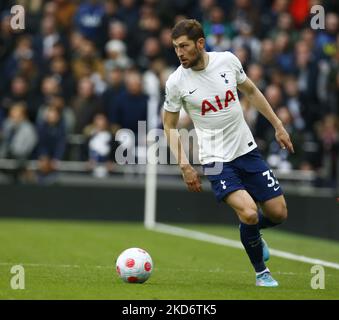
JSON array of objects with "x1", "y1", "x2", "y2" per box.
[
  {"x1": 181, "y1": 165, "x2": 202, "y2": 192},
  {"x1": 275, "y1": 125, "x2": 294, "y2": 153}
]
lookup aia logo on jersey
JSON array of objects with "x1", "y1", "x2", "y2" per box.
[{"x1": 201, "y1": 90, "x2": 236, "y2": 116}]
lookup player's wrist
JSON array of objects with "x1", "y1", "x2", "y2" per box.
[
  {"x1": 273, "y1": 120, "x2": 283, "y2": 130},
  {"x1": 180, "y1": 163, "x2": 191, "y2": 171}
]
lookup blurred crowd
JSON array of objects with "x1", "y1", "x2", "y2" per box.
[{"x1": 0, "y1": 0, "x2": 338, "y2": 186}]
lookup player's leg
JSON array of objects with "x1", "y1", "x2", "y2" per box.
[
  {"x1": 239, "y1": 149, "x2": 287, "y2": 230},
  {"x1": 259, "y1": 194, "x2": 288, "y2": 228},
  {"x1": 224, "y1": 190, "x2": 266, "y2": 273},
  {"x1": 203, "y1": 161, "x2": 278, "y2": 286},
  {"x1": 224, "y1": 190, "x2": 278, "y2": 286},
  {"x1": 254, "y1": 195, "x2": 287, "y2": 264}
]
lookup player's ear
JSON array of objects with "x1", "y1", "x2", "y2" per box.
[{"x1": 196, "y1": 38, "x2": 205, "y2": 50}]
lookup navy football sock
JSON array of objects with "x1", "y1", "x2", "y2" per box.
[
  {"x1": 258, "y1": 209, "x2": 280, "y2": 230},
  {"x1": 239, "y1": 222, "x2": 266, "y2": 273}
]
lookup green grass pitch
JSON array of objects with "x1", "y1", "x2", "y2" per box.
[{"x1": 0, "y1": 218, "x2": 339, "y2": 300}]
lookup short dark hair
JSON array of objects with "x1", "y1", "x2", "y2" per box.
[{"x1": 171, "y1": 19, "x2": 205, "y2": 42}]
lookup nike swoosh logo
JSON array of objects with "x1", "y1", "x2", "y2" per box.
[
  {"x1": 274, "y1": 186, "x2": 280, "y2": 191},
  {"x1": 189, "y1": 88, "x2": 198, "y2": 94}
]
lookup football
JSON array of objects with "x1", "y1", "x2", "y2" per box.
[{"x1": 116, "y1": 247, "x2": 153, "y2": 283}]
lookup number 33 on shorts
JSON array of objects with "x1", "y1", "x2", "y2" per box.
[{"x1": 262, "y1": 170, "x2": 280, "y2": 191}]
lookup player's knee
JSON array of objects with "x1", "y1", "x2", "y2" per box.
[
  {"x1": 239, "y1": 207, "x2": 258, "y2": 225},
  {"x1": 273, "y1": 202, "x2": 288, "y2": 223},
  {"x1": 280, "y1": 204, "x2": 288, "y2": 222}
]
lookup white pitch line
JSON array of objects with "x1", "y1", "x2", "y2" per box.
[{"x1": 150, "y1": 223, "x2": 339, "y2": 270}]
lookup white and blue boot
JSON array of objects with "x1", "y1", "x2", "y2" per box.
[{"x1": 256, "y1": 270, "x2": 279, "y2": 287}]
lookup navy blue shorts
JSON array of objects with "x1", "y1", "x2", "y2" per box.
[{"x1": 203, "y1": 148, "x2": 283, "y2": 203}]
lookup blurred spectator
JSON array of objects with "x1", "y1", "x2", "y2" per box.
[
  {"x1": 72, "y1": 77, "x2": 101, "y2": 135},
  {"x1": 37, "y1": 94, "x2": 75, "y2": 135},
  {"x1": 55, "y1": 0, "x2": 78, "y2": 32},
  {"x1": 104, "y1": 39, "x2": 132, "y2": 71},
  {"x1": 190, "y1": 0, "x2": 217, "y2": 22},
  {"x1": 85, "y1": 113, "x2": 113, "y2": 178},
  {"x1": 283, "y1": 75, "x2": 305, "y2": 131},
  {"x1": 143, "y1": 58, "x2": 167, "y2": 101},
  {"x1": 232, "y1": 22, "x2": 261, "y2": 61},
  {"x1": 1, "y1": 75, "x2": 37, "y2": 122},
  {"x1": 315, "y1": 114, "x2": 339, "y2": 186},
  {"x1": 206, "y1": 23, "x2": 231, "y2": 52},
  {"x1": 323, "y1": 0, "x2": 339, "y2": 12},
  {"x1": 0, "y1": 103, "x2": 37, "y2": 182},
  {"x1": 299, "y1": 28, "x2": 316, "y2": 54},
  {"x1": 274, "y1": 31, "x2": 294, "y2": 73},
  {"x1": 36, "y1": 106, "x2": 67, "y2": 184},
  {"x1": 137, "y1": 37, "x2": 162, "y2": 71},
  {"x1": 48, "y1": 41, "x2": 68, "y2": 61},
  {"x1": 49, "y1": 56, "x2": 76, "y2": 103},
  {"x1": 289, "y1": 0, "x2": 310, "y2": 27},
  {"x1": 117, "y1": 0, "x2": 140, "y2": 34},
  {"x1": 241, "y1": 63, "x2": 266, "y2": 135},
  {"x1": 259, "y1": 39, "x2": 278, "y2": 81},
  {"x1": 134, "y1": 4, "x2": 162, "y2": 60},
  {"x1": 269, "y1": 12, "x2": 299, "y2": 46},
  {"x1": 103, "y1": 0, "x2": 121, "y2": 21},
  {"x1": 72, "y1": 38, "x2": 104, "y2": 81},
  {"x1": 69, "y1": 31, "x2": 86, "y2": 56},
  {"x1": 3, "y1": 34, "x2": 34, "y2": 85},
  {"x1": 107, "y1": 19, "x2": 128, "y2": 42},
  {"x1": 33, "y1": 15, "x2": 66, "y2": 69},
  {"x1": 266, "y1": 106, "x2": 301, "y2": 172},
  {"x1": 43, "y1": 0, "x2": 57, "y2": 19},
  {"x1": 113, "y1": 71, "x2": 148, "y2": 137},
  {"x1": 35, "y1": 75, "x2": 63, "y2": 121},
  {"x1": 247, "y1": 63, "x2": 266, "y2": 91},
  {"x1": 233, "y1": 45, "x2": 251, "y2": 71},
  {"x1": 260, "y1": 0, "x2": 290, "y2": 35},
  {"x1": 115, "y1": 0, "x2": 140, "y2": 58},
  {"x1": 231, "y1": 0, "x2": 261, "y2": 36},
  {"x1": 203, "y1": 5, "x2": 234, "y2": 41},
  {"x1": 254, "y1": 84, "x2": 284, "y2": 151},
  {"x1": 138, "y1": 4, "x2": 162, "y2": 39},
  {"x1": 315, "y1": 12, "x2": 338, "y2": 60},
  {"x1": 74, "y1": 0, "x2": 106, "y2": 47},
  {"x1": 0, "y1": 11, "x2": 17, "y2": 86},
  {"x1": 293, "y1": 40, "x2": 321, "y2": 130},
  {"x1": 71, "y1": 38, "x2": 106, "y2": 94},
  {"x1": 101, "y1": 67, "x2": 126, "y2": 133},
  {"x1": 326, "y1": 42, "x2": 339, "y2": 115},
  {"x1": 160, "y1": 27, "x2": 180, "y2": 67},
  {"x1": 16, "y1": 55, "x2": 40, "y2": 95}
]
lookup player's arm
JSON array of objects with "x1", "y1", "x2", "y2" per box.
[
  {"x1": 162, "y1": 110, "x2": 202, "y2": 192},
  {"x1": 237, "y1": 78, "x2": 294, "y2": 153}
]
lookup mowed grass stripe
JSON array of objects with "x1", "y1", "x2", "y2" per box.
[{"x1": 0, "y1": 219, "x2": 338, "y2": 299}]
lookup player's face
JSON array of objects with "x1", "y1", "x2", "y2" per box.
[{"x1": 173, "y1": 35, "x2": 204, "y2": 69}]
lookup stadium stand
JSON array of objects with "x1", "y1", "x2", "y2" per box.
[{"x1": 0, "y1": 0, "x2": 338, "y2": 188}]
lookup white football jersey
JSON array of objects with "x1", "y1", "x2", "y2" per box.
[{"x1": 163, "y1": 51, "x2": 257, "y2": 165}]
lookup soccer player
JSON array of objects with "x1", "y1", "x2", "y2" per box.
[{"x1": 162, "y1": 19, "x2": 294, "y2": 287}]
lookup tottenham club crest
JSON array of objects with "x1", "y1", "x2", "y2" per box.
[{"x1": 219, "y1": 71, "x2": 229, "y2": 84}]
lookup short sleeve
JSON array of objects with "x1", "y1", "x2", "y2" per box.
[
  {"x1": 163, "y1": 78, "x2": 183, "y2": 113},
  {"x1": 229, "y1": 52, "x2": 247, "y2": 84}
]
